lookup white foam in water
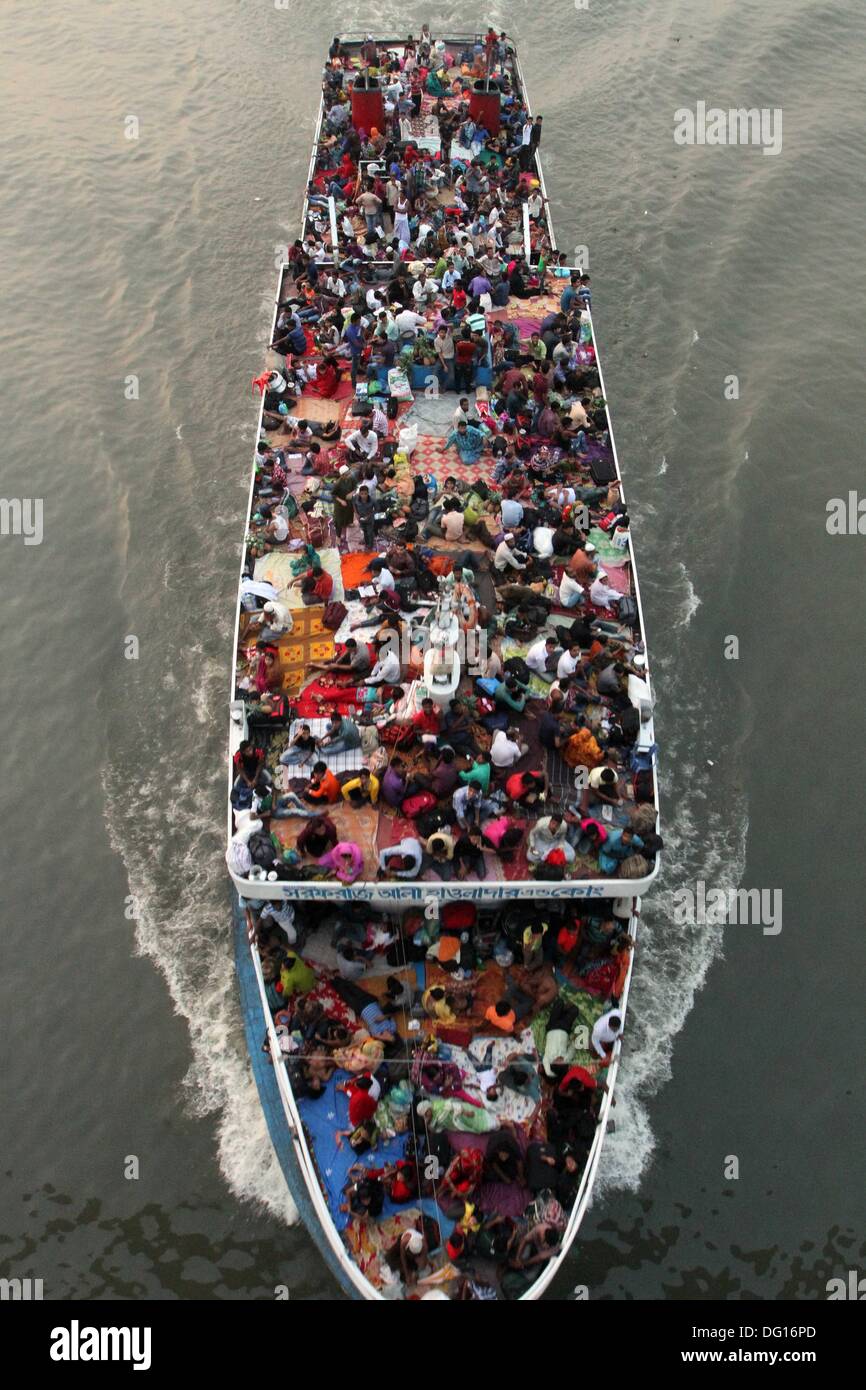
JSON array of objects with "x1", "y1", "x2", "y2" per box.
[
  {"x1": 594, "y1": 714, "x2": 749, "y2": 1198},
  {"x1": 676, "y1": 562, "x2": 701, "y2": 627},
  {"x1": 102, "y1": 631, "x2": 299, "y2": 1227}
]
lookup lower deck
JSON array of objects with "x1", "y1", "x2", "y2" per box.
[{"x1": 246, "y1": 894, "x2": 634, "y2": 1299}]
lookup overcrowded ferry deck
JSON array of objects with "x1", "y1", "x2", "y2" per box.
[{"x1": 227, "y1": 27, "x2": 661, "y2": 1300}]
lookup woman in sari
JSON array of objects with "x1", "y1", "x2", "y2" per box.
[{"x1": 307, "y1": 353, "x2": 341, "y2": 399}]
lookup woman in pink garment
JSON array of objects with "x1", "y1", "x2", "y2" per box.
[{"x1": 318, "y1": 841, "x2": 364, "y2": 884}]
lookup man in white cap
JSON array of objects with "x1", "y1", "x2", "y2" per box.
[
  {"x1": 566, "y1": 539, "x2": 597, "y2": 585},
  {"x1": 494, "y1": 533, "x2": 528, "y2": 573},
  {"x1": 386, "y1": 1227, "x2": 428, "y2": 1288},
  {"x1": 257, "y1": 599, "x2": 292, "y2": 642},
  {"x1": 589, "y1": 568, "x2": 623, "y2": 609}
]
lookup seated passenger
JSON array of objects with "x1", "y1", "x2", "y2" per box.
[
  {"x1": 280, "y1": 723, "x2": 317, "y2": 768},
  {"x1": 525, "y1": 636, "x2": 560, "y2": 682},
  {"x1": 458, "y1": 751, "x2": 492, "y2": 793},
  {"x1": 491, "y1": 675, "x2": 528, "y2": 713},
  {"x1": 528, "y1": 813, "x2": 575, "y2": 864},
  {"x1": 483, "y1": 1132, "x2": 525, "y2": 1186},
  {"x1": 305, "y1": 761, "x2": 342, "y2": 803},
  {"x1": 317, "y1": 712, "x2": 362, "y2": 756},
  {"x1": 484, "y1": 999, "x2": 517, "y2": 1034},
  {"x1": 293, "y1": 562, "x2": 334, "y2": 605},
  {"x1": 411, "y1": 696, "x2": 442, "y2": 740},
  {"x1": 384, "y1": 1228, "x2": 428, "y2": 1288},
  {"x1": 505, "y1": 769, "x2": 547, "y2": 807},
  {"x1": 590, "y1": 1008, "x2": 623, "y2": 1059},
  {"x1": 597, "y1": 826, "x2": 644, "y2": 875},
  {"x1": 308, "y1": 636, "x2": 372, "y2": 682},
  {"x1": 381, "y1": 756, "x2": 410, "y2": 807},
  {"x1": 278, "y1": 952, "x2": 315, "y2": 998},
  {"x1": 490, "y1": 726, "x2": 527, "y2": 769},
  {"x1": 481, "y1": 816, "x2": 525, "y2": 860},
  {"x1": 317, "y1": 840, "x2": 365, "y2": 883},
  {"x1": 453, "y1": 782, "x2": 497, "y2": 831},
  {"x1": 342, "y1": 768, "x2": 380, "y2": 806}
]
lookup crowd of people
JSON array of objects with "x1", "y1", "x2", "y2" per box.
[
  {"x1": 227, "y1": 27, "x2": 661, "y2": 893},
  {"x1": 248, "y1": 886, "x2": 634, "y2": 1299}
]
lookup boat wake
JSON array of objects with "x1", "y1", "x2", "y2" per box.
[
  {"x1": 594, "y1": 662, "x2": 749, "y2": 1200},
  {"x1": 101, "y1": 645, "x2": 300, "y2": 1227}
]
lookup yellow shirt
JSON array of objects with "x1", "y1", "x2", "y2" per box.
[{"x1": 341, "y1": 774, "x2": 380, "y2": 805}]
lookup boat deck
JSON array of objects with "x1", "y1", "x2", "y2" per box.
[
  {"x1": 249, "y1": 893, "x2": 635, "y2": 1300},
  {"x1": 231, "y1": 205, "x2": 658, "y2": 897}
]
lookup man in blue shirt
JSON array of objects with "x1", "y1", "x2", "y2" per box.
[
  {"x1": 444, "y1": 419, "x2": 487, "y2": 463},
  {"x1": 344, "y1": 312, "x2": 366, "y2": 385},
  {"x1": 560, "y1": 277, "x2": 578, "y2": 314}
]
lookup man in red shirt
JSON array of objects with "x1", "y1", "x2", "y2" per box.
[
  {"x1": 297, "y1": 565, "x2": 333, "y2": 605},
  {"x1": 412, "y1": 697, "x2": 442, "y2": 740},
  {"x1": 338, "y1": 1073, "x2": 381, "y2": 1129},
  {"x1": 453, "y1": 328, "x2": 477, "y2": 393}
]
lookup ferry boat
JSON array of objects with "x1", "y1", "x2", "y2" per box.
[{"x1": 227, "y1": 28, "x2": 660, "y2": 1300}]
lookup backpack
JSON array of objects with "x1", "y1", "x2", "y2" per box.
[
  {"x1": 387, "y1": 395, "x2": 399, "y2": 420},
  {"x1": 416, "y1": 807, "x2": 449, "y2": 838},
  {"x1": 323, "y1": 601, "x2": 348, "y2": 630},
  {"x1": 402, "y1": 791, "x2": 437, "y2": 820},
  {"x1": 503, "y1": 655, "x2": 530, "y2": 686},
  {"x1": 589, "y1": 454, "x2": 617, "y2": 485},
  {"x1": 248, "y1": 831, "x2": 277, "y2": 869},
  {"x1": 618, "y1": 595, "x2": 639, "y2": 627}
]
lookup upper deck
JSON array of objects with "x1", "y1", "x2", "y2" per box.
[{"x1": 227, "y1": 31, "x2": 660, "y2": 906}]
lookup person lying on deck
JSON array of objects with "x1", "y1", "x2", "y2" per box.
[
  {"x1": 330, "y1": 978, "x2": 398, "y2": 1043},
  {"x1": 377, "y1": 836, "x2": 424, "y2": 879},
  {"x1": 416, "y1": 1096, "x2": 498, "y2": 1135}
]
